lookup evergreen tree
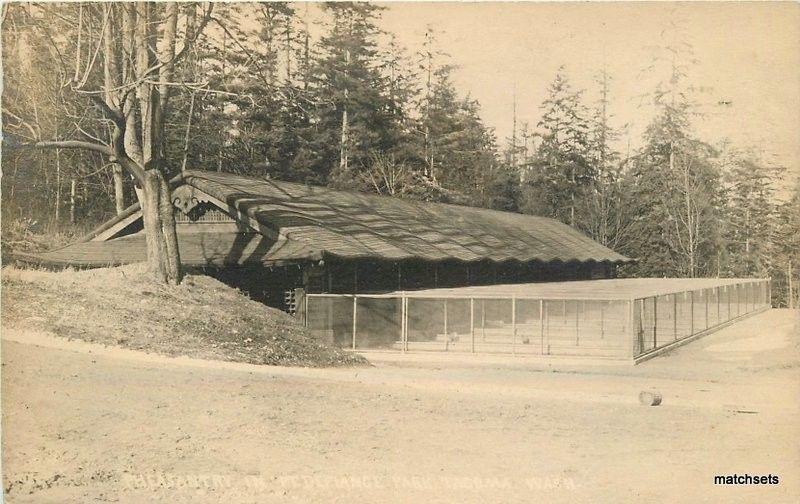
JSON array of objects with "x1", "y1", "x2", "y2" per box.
[
  {"x1": 418, "y1": 66, "x2": 508, "y2": 207},
  {"x1": 720, "y1": 149, "x2": 779, "y2": 278},
  {"x1": 311, "y1": 2, "x2": 397, "y2": 187},
  {"x1": 581, "y1": 69, "x2": 631, "y2": 249},
  {"x1": 773, "y1": 181, "x2": 800, "y2": 307},
  {"x1": 521, "y1": 69, "x2": 593, "y2": 226}
]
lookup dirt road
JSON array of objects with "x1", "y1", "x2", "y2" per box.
[{"x1": 2, "y1": 310, "x2": 798, "y2": 503}]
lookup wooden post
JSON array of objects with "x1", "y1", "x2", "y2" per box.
[
  {"x1": 575, "y1": 300, "x2": 580, "y2": 347},
  {"x1": 470, "y1": 298, "x2": 475, "y2": 354},
  {"x1": 481, "y1": 300, "x2": 486, "y2": 342},
  {"x1": 540, "y1": 299, "x2": 545, "y2": 355},
  {"x1": 443, "y1": 299, "x2": 448, "y2": 336},
  {"x1": 690, "y1": 290, "x2": 694, "y2": 335},
  {"x1": 705, "y1": 289, "x2": 709, "y2": 329},
  {"x1": 788, "y1": 261, "x2": 793, "y2": 309},
  {"x1": 326, "y1": 295, "x2": 333, "y2": 342},
  {"x1": 742, "y1": 284, "x2": 745, "y2": 315},
  {"x1": 511, "y1": 296, "x2": 516, "y2": 355},
  {"x1": 673, "y1": 294, "x2": 677, "y2": 341},
  {"x1": 737, "y1": 284, "x2": 747, "y2": 316},
  {"x1": 401, "y1": 295, "x2": 407, "y2": 353},
  {"x1": 768, "y1": 279, "x2": 773, "y2": 308},
  {"x1": 629, "y1": 299, "x2": 636, "y2": 359},
  {"x1": 652, "y1": 297, "x2": 657, "y2": 349},
  {"x1": 744, "y1": 283, "x2": 748, "y2": 313},
  {"x1": 304, "y1": 292, "x2": 309, "y2": 327},
  {"x1": 600, "y1": 302, "x2": 605, "y2": 340},
  {"x1": 638, "y1": 298, "x2": 645, "y2": 353},
  {"x1": 739, "y1": 284, "x2": 743, "y2": 316},
  {"x1": 352, "y1": 295, "x2": 357, "y2": 350},
  {"x1": 727, "y1": 286, "x2": 731, "y2": 320},
  {"x1": 746, "y1": 283, "x2": 750, "y2": 313}
]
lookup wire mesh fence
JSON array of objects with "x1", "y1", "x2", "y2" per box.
[
  {"x1": 632, "y1": 279, "x2": 770, "y2": 358},
  {"x1": 306, "y1": 279, "x2": 771, "y2": 360}
]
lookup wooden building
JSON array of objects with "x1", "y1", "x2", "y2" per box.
[{"x1": 20, "y1": 170, "x2": 633, "y2": 312}]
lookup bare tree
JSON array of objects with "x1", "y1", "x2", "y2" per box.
[
  {"x1": 360, "y1": 152, "x2": 413, "y2": 196},
  {"x1": 5, "y1": 2, "x2": 213, "y2": 284}
]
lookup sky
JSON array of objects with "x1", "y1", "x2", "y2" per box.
[{"x1": 373, "y1": 1, "x2": 800, "y2": 192}]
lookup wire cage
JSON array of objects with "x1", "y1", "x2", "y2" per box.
[{"x1": 305, "y1": 278, "x2": 771, "y2": 361}]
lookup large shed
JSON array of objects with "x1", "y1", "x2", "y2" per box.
[{"x1": 17, "y1": 170, "x2": 632, "y2": 311}]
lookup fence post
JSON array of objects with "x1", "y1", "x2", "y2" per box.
[
  {"x1": 629, "y1": 299, "x2": 636, "y2": 359},
  {"x1": 511, "y1": 296, "x2": 516, "y2": 356},
  {"x1": 744, "y1": 283, "x2": 749, "y2": 313},
  {"x1": 652, "y1": 297, "x2": 657, "y2": 349},
  {"x1": 745, "y1": 283, "x2": 749, "y2": 313},
  {"x1": 600, "y1": 301, "x2": 605, "y2": 339},
  {"x1": 353, "y1": 296, "x2": 359, "y2": 350},
  {"x1": 768, "y1": 279, "x2": 772, "y2": 308},
  {"x1": 727, "y1": 285, "x2": 731, "y2": 320},
  {"x1": 690, "y1": 290, "x2": 695, "y2": 335},
  {"x1": 470, "y1": 298, "x2": 475, "y2": 354},
  {"x1": 443, "y1": 299, "x2": 448, "y2": 337},
  {"x1": 304, "y1": 294, "x2": 309, "y2": 327},
  {"x1": 401, "y1": 295, "x2": 407, "y2": 353},
  {"x1": 673, "y1": 294, "x2": 677, "y2": 341},
  {"x1": 738, "y1": 284, "x2": 742, "y2": 316},
  {"x1": 639, "y1": 298, "x2": 645, "y2": 351},
  {"x1": 540, "y1": 299, "x2": 545, "y2": 355},
  {"x1": 481, "y1": 300, "x2": 486, "y2": 342}
]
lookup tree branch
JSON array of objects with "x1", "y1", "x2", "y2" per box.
[{"x1": 31, "y1": 139, "x2": 113, "y2": 156}]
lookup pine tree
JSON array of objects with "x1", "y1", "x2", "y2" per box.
[
  {"x1": 311, "y1": 2, "x2": 396, "y2": 187},
  {"x1": 623, "y1": 38, "x2": 722, "y2": 278},
  {"x1": 773, "y1": 181, "x2": 800, "y2": 307},
  {"x1": 521, "y1": 69, "x2": 593, "y2": 226},
  {"x1": 721, "y1": 149, "x2": 779, "y2": 277},
  {"x1": 581, "y1": 69, "x2": 631, "y2": 248}
]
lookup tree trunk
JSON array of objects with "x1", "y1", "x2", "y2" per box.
[
  {"x1": 340, "y1": 101, "x2": 348, "y2": 171},
  {"x1": 180, "y1": 92, "x2": 196, "y2": 172},
  {"x1": 54, "y1": 147, "x2": 62, "y2": 223},
  {"x1": 70, "y1": 179, "x2": 76, "y2": 224},
  {"x1": 339, "y1": 49, "x2": 350, "y2": 172},
  {"x1": 141, "y1": 170, "x2": 182, "y2": 284},
  {"x1": 789, "y1": 259, "x2": 794, "y2": 310},
  {"x1": 113, "y1": 165, "x2": 125, "y2": 214},
  {"x1": 24, "y1": 1, "x2": 213, "y2": 286}
]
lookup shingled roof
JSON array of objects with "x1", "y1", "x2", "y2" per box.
[{"x1": 20, "y1": 170, "x2": 632, "y2": 268}]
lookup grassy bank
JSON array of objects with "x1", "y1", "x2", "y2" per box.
[{"x1": 1, "y1": 264, "x2": 367, "y2": 367}]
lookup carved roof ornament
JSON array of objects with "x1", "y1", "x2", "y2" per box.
[{"x1": 172, "y1": 185, "x2": 208, "y2": 215}]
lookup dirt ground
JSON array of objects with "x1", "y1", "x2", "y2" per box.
[{"x1": 2, "y1": 309, "x2": 798, "y2": 503}]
